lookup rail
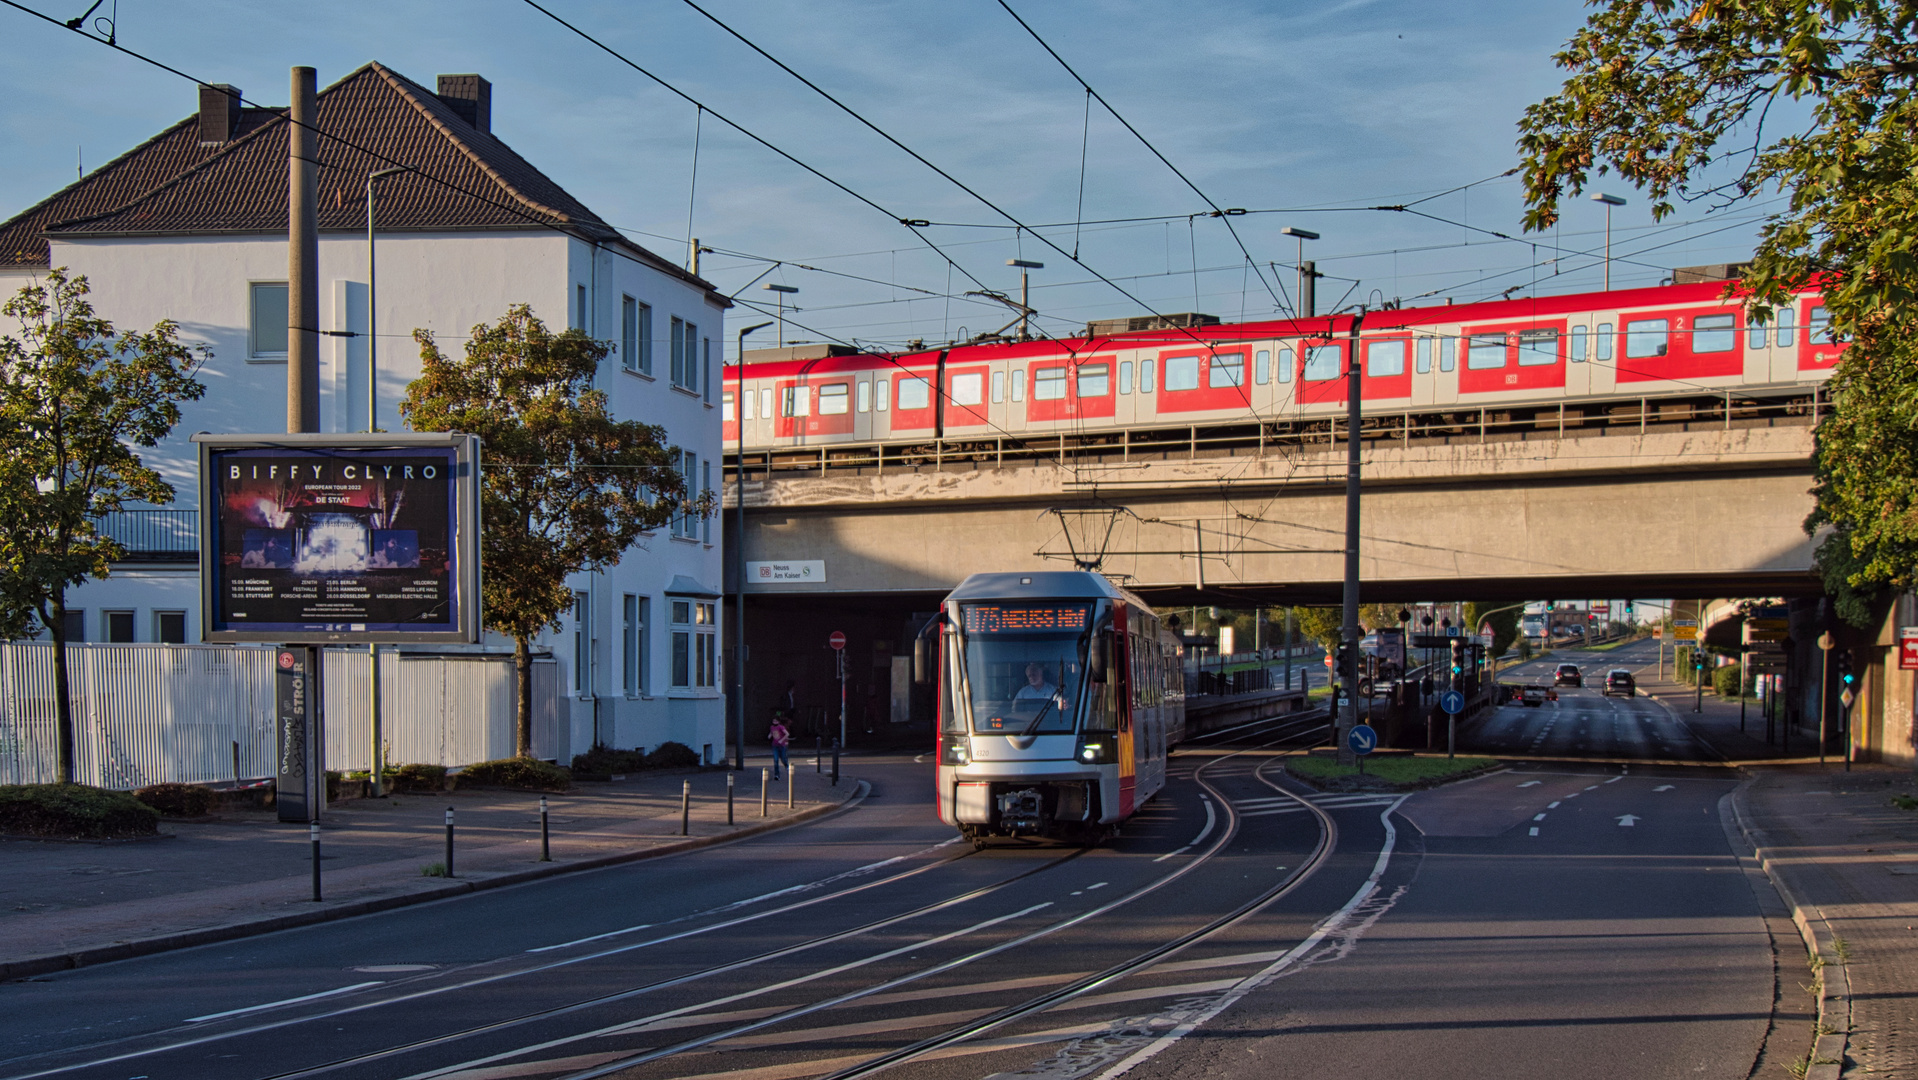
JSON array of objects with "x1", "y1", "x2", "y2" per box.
[
  {"x1": 93, "y1": 509, "x2": 197, "y2": 561},
  {"x1": 725, "y1": 386, "x2": 1823, "y2": 483}
]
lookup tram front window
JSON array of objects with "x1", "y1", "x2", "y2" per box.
[{"x1": 957, "y1": 603, "x2": 1090, "y2": 735}]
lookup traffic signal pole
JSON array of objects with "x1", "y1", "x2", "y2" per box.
[{"x1": 1337, "y1": 311, "x2": 1366, "y2": 765}]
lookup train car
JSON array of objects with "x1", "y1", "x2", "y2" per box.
[
  {"x1": 722, "y1": 280, "x2": 1841, "y2": 454},
  {"x1": 928, "y1": 571, "x2": 1184, "y2": 846}
]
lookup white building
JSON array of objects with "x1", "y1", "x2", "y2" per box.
[{"x1": 0, "y1": 64, "x2": 730, "y2": 762}]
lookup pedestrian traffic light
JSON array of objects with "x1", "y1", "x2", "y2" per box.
[
  {"x1": 1836, "y1": 650, "x2": 1856, "y2": 687},
  {"x1": 1624, "y1": 600, "x2": 1634, "y2": 617},
  {"x1": 1449, "y1": 639, "x2": 1464, "y2": 679},
  {"x1": 1545, "y1": 600, "x2": 1555, "y2": 612}
]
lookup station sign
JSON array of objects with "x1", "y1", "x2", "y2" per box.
[
  {"x1": 748, "y1": 559, "x2": 826, "y2": 583},
  {"x1": 1901, "y1": 627, "x2": 1918, "y2": 671}
]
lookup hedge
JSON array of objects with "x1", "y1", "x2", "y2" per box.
[
  {"x1": 133, "y1": 782, "x2": 214, "y2": 818},
  {"x1": 0, "y1": 784, "x2": 160, "y2": 838},
  {"x1": 458, "y1": 757, "x2": 571, "y2": 792}
]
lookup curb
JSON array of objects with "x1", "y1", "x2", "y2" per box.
[
  {"x1": 0, "y1": 779, "x2": 869, "y2": 984},
  {"x1": 1725, "y1": 774, "x2": 1850, "y2": 1080}
]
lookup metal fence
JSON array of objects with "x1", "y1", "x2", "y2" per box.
[{"x1": 0, "y1": 642, "x2": 561, "y2": 789}]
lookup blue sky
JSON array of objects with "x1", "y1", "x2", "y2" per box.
[{"x1": 0, "y1": 0, "x2": 1775, "y2": 355}]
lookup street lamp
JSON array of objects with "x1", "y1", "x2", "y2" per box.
[
  {"x1": 763, "y1": 283, "x2": 798, "y2": 345},
  {"x1": 1591, "y1": 193, "x2": 1626, "y2": 291},
  {"x1": 363, "y1": 163, "x2": 406, "y2": 800},
  {"x1": 1007, "y1": 259, "x2": 1042, "y2": 340},
  {"x1": 731, "y1": 320, "x2": 774, "y2": 772},
  {"x1": 1281, "y1": 227, "x2": 1319, "y2": 317}
]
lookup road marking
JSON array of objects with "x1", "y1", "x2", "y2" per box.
[
  {"x1": 1654, "y1": 784, "x2": 1674, "y2": 792},
  {"x1": 1604, "y1": 776, "x2": 1623, "y2": 784},
  {"x1": 1547, "y1": 801, "x2": 1560, "y2": 809},
  {"x1": 1616, "y1": 814, "x2": 1639, "y2": 827},
  {"x1": 1153, "y1": 798, "x2": 1221, "y2": 862},
  {"x1": 1584, "y1": 785, "x2": 1599, "y2": 790},
  {"x1": 186, "y1": 982, "x2": 384, "y2": 1024},
  {"x1": 1517, "y1": 781, "x2": 1541, "y2": 788},
  {"x1": 1533, "y1": 813, "x2": 1546, "y2": 821},
  {"x1": 1529, "y1": 827, "x2": 1539, "y2": 836}
]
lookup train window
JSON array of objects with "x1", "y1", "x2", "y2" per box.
[
  {"x1": 874, "y1": 378, "x2": 888, "y2": 411},
  {"x1": 1302, "y1": 344, "x2": 1341, "y2": 381},
  {"x1": 722, "y1": 391, "x2": 735, "y2": 422},
  {"x1": 1011, "y1": 369, "x2": 1025, "y2": 401},
  {"x1": 1518, "y1": 328, "x2": 1559, "y2": 366},
  {"x1": 741, "y1": 388, "x2": 754, "y2": 420},
  {"x1": 857, "y1": 380, "x2": 872, "y2": 412},
  {"x1": 1208, "y1": 352, "x2": 1244, "y2": 388},
  {"x1": 1596, "y1": 323, "x2": 1613, "y2": 361},
  {"x1": 781, "y1": 385, "x2": 810, "y2": 417},
  {"x1": 1276, "y1": 345, "x2": 1293, "y2": 382},
  {"x1": 898, "y1": 376, "x2": 931, "y2": 410},
  {"x1": 1079, "y1": 363, "x2": 1111, "y2": 397},
  {"x1": 1439, "y1": 336, "x2": 1457, "y2": 372},
  {"x1": 1624, "y1": 318, "x2": 1670, "y2": 358},
  {"x1": 991, "y1": 370, "x2": 1005, "y2": 403},
  {"x1": 1034, "y1": 367, "x2": 1068, "y2": 400},
  {"x1": 1366, "y1": 339, "x2": 1406, "y2": 377},
  {"x1": 1164, "y1": 354, "x2": 1201, "y2": 391},
  {"x1": 951, "y1": 372, "x2": 984, "y2": 406},
  {"x1": 1809, "y1": 305, "x2": 1834, "y2": 343},
  {"x1": 1694, "y1": 313, "x2": 1736, "y2": 353},
  {"x1": 1254, "y1": 349, "x2": 1270, "y2": 385},
  {"x1": 818, "y1": 383, "x2": 850, "y2": 415},
  {"x1": 1747, "y1": 316, "x2": 1769, "y2": 351},
  {"x1": 1570, "y1": 326, "x2": 1588, "y2": 362},
  {"x1": 1139, "y1": 359, "x2": 1154, "y2": 393},
  {"x1": 1415, "y1": 337, "x2": 1432, "y2": 374},
  {"x1": 759, "y1": 387, "x2": 772, "y2": 419},
  {"x1": 1119, "y1": 360, "x2": 1134, "y2": 394},
  {"x1": 1466, "y1": 333, "x2": 1508, "y2": 369},
  {"x1": 1775, "y1": 307, "x2": 1795, "y2": 348}
]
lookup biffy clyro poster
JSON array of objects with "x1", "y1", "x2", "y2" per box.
[{"x1": 206, "y1": 445, "x2": 464, "y2": 638}]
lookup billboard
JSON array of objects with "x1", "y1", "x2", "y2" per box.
[{"x1": 194, "y1": 433, "x2": 481, "y2": 643}]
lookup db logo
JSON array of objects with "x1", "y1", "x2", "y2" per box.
[
  {"x1": 757, "y1": 566, "x2": 772, "y2": 578},
  {"x1": 278, "y1": 651, "x2": 297, "y2": 670}
]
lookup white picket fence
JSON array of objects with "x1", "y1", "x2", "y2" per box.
[{"x1": 0, "y1": 642, "x2": 561, "y2": 789}]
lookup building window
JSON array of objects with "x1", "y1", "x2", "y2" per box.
[
  {"x1": 702, "y1": 460, "x2": 713, "y2": 544},
  {"x1": 622, "y1": 594, "x2": 640, "y2": 696},
  {"x1": 249, "y1": 282, "x2": 288, "y2": 360},
  {"x1": 670, "y1": 317, "x2": 685, "y2": 387},
  {"x1": 572, "y1": 592, "x2": 591, "y2": 696},
  {"x1": 670, "y1": 321, "x2": 699, "y2": 392},
  {"x1": 63, "y1": 609, "x2": 84, "y2": 642},
  {"x1": 703, "y1": 338, "x2": 713, "y2": 403},
  {"x1": 154, "y1": 610, "x2": 188, "y2": 644},
  {"x1": 671, "y1": 601, "x2": 691, "y2": 687},
  {"x1": 577, "y1": 284, "x2": 588, "y2": 331},
  {"x1": 622, "y1": 296, "x2": 652, "y2": 374},
  {"x1": 670, "y1": 601, "x2": 718, "y2": 689},
  {"x1": 104, "y1": 610, "x2": 136, "y2": 643}
]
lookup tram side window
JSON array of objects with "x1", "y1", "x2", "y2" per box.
[
  {"x1": 1466, "y1": 333, "x2": 1508, "y2": 369},
  {"x1": 1254, "y1": 349, "x2": 1269, "y2": 385},
  {"x1": 1747, "y1": 316, "x2": 1769, "y2": 351},
  {"x1": 1119, "y1": 360, "x2": 1134, "y2": 394},
  {"x1": 1164, "y1": 354, "x2": 1201, "y2": 391},
  {"x1": 759, "y1": 387, "x2": 772, "y2": 419},
  {"x1": 874, "y1": 377, "x2": 888, "y2": 411},
  {"x1": 818, "y1": 383, "x2": 850, "y2": 415},
  {"x1": 1439, "y1": 336, "x2": 1457, "y2": 372},
  {"x1": 1366, "y1": 339, "x2": 1406, "y2": 377},
  {"x1": 1079, "y1": 363, "x2": 1111, "y2": 397},
  {"x1": 1624, "y1": 318, "x2": 1670, "y2": 358},
  {"x1": 1694, "y1": 313, "x2": 1736, "y2": 353},
  {"x1": 898, "y1": 376, "x2": 931, "y2": 410},
  {"x1": 722, "y1": 391, "x2": 734, "y2": 422},
  {"x1": 1209, "y1": 352, "x2": 1244, "y2": 389},
  {"x1": 991, "y1": 370, "x2": 1005, "y2": 403},
  {"x1": 781, "y1": 385, "x2": 810, "y2": 417},
  {"x1": 1809, "y1": 305, "x2": 1835, "y2": 343},
  {"x1": 857, "y1": 380, "x2": 871, "y2": 412},
  {"x1": 1139, "y1": 359, "x2": 1154, "y2": 393},
  {"x1": 1010, "y1": 369, "x2": 1025, "y2": 401},
  {"x1": 1517, "y1": 328, "x2": 1559, "y2": 366},
  {"x1": 1302, "y1": 344, "x2": 1341, "y2": 381},
  {"x1": 1596, "y1": 323, "x2": 1613, "y2": 361},
  {"x1": 1775, "y1": 307, "x2": 1795, "y2": 348},
  {"x1": 951, "y1": 372, "x2": 984, "y2": 406},
  {"x1": 1276, "y1": 345, "x2": 1293, "y2": 383},
  {"x1": 1034, "y1": 367, "x2": 1068, "y2": 401},
  {"x1": 1415, "y1": 337, "x2": 1432, "y2": 374},
  {"x1": 1569, "y1": 326, "x2": 1588, "y2": 362}
]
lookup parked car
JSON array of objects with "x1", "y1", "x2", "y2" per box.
[
  {"x1": 1603, "y1": 669, "x2": 1636, "y2": 697},
  {"x1": 1554, "y1": 663, "x2": 1583, "y2": 687}
]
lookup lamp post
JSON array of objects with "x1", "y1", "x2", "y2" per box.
[
  {"x1": 731, "y1": 320, "x2": 773, "y2": 772},
  {"x1": 763, "y1": 283, "x2": 798, "y2": 345},
  {"x1": 1591, "y1": 193, "x2": 1626, "y2": 291},
  {"x1": 1281, "y1": 227, "x2": 1319, "y2": 317},
  {"x1": 1007, "y1": 259, "x2": 1043, "y2": 340},
  {"x1": 364, "y1": 164, "x2": 406, "y2": 800}
]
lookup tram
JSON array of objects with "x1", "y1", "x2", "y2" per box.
[{"x1": 927, "y1": 571, "x2": 1186, "y2": 845}]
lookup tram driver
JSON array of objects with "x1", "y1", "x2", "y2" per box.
[{"x1": 1015, "y1": 662, "x2": 1065, "y2": 710}]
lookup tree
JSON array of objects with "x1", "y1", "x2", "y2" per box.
[
  {"x1": 1290, "y1": 607, "x2": 1344, "y2": 652},
  {"x1": 0, "y1": 269, "x2": 204, "y2": 783},
  {"x1": 1517, "y1": 0, "x2": 1918, "y2": 626},
  {"x1": 1359, "y1": 603, "x2": 1404, "y2": 633},
  {"x1": 1464, "y1": 602, "x2": 1523, "y2": 657},
  {"x1": 402, "y1": 305, "x2": 696, "y2": 756}
]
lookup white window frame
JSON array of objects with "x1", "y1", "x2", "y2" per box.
[{"x1": 249, "y1": 281, "x2": 289, "y2": 361}]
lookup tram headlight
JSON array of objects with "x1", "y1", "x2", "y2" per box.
[
  {"x1": 1077, "y1": 739, "x2": 1116, "y2": 764},
  {"x1": 941, "y1": 736, "x2": 970, "y2": 766}
]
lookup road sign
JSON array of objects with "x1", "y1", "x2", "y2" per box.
[
  {"x1": 828, "y1": 630, "x2": 846, "y2": 651},
  {"x1": 1347, "y1": 723, "x2": 1377, "y2": 756},
  {"x1": 1439, "y1": 689, "x2": 1466, "y2": 714},
  {"x1": 1444, "y1": 626, "x2": 1461, "y2": 638},
  {"x1": 1841, "y1": 687, "x2": 1856, "y2": 709},
  {"x1": 1902, "y1": 627, "x2": 1918, "y2": 671},
  {"x1": 1673, "y1": 626, "x2": 1698, "y2": 641},
  {"x1": 1652, "y1": 627, "x2": 1663, "y2": 639}
]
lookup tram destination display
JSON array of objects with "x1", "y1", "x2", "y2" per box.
[
  {"x1": 195, "y1": 433, "x2": 481, "y2": 643},
  {"x1": 960, "y1": 604, "x2": 1090, "y2": 634}
]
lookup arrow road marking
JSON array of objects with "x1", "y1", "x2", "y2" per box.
[
  {"x1": 1653, "y1": 785, "x2": 1674, "y2": 792},
  {"x1": 1616, "y1": 814, "x2": 1639, "y2": 827}
]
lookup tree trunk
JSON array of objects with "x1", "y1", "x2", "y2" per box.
[
  {"x1": 50, "y1": 588, "x2": 75, "y2": 784},
  {"x1": 515, "y1": 634, "x2": 533, "y2": 758}
]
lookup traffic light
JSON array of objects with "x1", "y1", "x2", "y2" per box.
[
  {"x1": 1836, "y1": 650, "x2": 1856, "y2": 688},
  {"x1": 1544, "y1": 600, "x2": 1555, "y2": 612},
  {"x1": 1624, "y1": 600, "x2": 1634, "y2": 618},
  {"x1": 1449, "y1": 639, "x2": 1464, "y2": 683}
]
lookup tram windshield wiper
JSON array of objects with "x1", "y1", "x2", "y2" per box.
[{"x1": 1018, "y1": 696, "x2": 1057, "y2": 738}]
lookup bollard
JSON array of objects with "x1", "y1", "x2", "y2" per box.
[
  {"x1": 761, "y1": 766, "x2": 770, "y2": 818},
  {"x1": 310, "y1": 821, "x2": 322, "y2": 902},
  {"x1": 680, "y1": 779, "x2": 691, "y2": 836},
  {"x1": 815, "y1": 735, "x2": 822, "y2": 773},
  {"x1": 787, "y1": 766, "x2": 794, "y2": 809},
  {"x1": 232, "y1": 740, "x2": 243, "y2": 789},
  {"x1": 445, "y1": 806, "x2": 456, "y2": 878},
  {"x1": 539, "y1": 795, "x2": 551, "y2": 862},
  {"x1": 831, "y1": 742, "x2": 840, "y2": 788},
  {"x1": 726, "y1": 771, "x2": 735, "y2": 825}
]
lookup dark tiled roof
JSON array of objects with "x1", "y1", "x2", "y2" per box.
[{"x1": 2, "y1": 63, "x2": 713, "y2": 296}]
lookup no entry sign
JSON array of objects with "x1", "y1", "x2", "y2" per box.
[{"x1": 829, "y1": 630, "x2": 846, "y2": 651}]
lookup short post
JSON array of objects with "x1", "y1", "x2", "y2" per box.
[
  {"x1": 831, "y1": 741, "x2": 840, "y2": 787},
  {"x1": 310, "y1": 821, "x2": 322, "y2": 902},
  {"x1": 680, "y1": 779, "x2": 691, "y2": 836},
  {"x1": 815, "y1": 735, "x2": 822, "y2": 773},
  {"x1": 445, "y1": 806, "x2": 455, "y2": 878},
  {"x1": 726, "y1": 770, "x2": 735, "y2": 825},
  {"x1": 232, "y1": 740, "x2": 243, "y2": 788},
  {"x1": 786, "y1": 766, "x2": 794, "y2": 809},
  {"x1": 539, "y1": 795, "x2": 551, "y2": 862},
  {"x1": 761, "y1": 766, "x2": 770, "y2": 817}
]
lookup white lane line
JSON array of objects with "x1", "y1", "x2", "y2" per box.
[
  {"x1": 1584, "y1": 784, "x2": 1599, "y2": 790},
  {"x1": 1189, "y1": 799, "x2": 1217, "y2": 847},
  {"x1": 187, "y1": 982, "x2": 384, "y2": 1024},
  {"x1": 1093, "y1": 795, "x2": 1409, "y2": 1080},
  {"x1": 1547, "y1": 801, "x2": 1561, "y2": 809},
  {"x1": 1604, "y1": 775, "x2": 1623, "y2": 784},
  {"x1": 1533, "y1": 813, "x2": 1546, "y2": 822},
  {"x1": 1654, "y1": 784, "x2": 1674, "y2": 792},
  {"x1": 1517, "y1": 780, "x2": 1541, "y2": 787},
  {"x1": 1529, "y1": 827, "x2": 1540, "y2": 836}
]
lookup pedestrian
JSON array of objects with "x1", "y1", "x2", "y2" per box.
[{"x1": 769, "y1": 714, "x2": 791, "y2": 779}]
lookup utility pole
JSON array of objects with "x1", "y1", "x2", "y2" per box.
[
  {"x1": 1282, "y1": 227, "x2": 1319, "y2": 317},
  {"x1": 364, "y1": 164, "x2": 404, "y2": 800},
  {"x1": 287, "y1": 66, "x2": 319, "y2": 434},
  {"x1": 732, "y1": 321, "x2": 773, "y2": 771},
  {"x1": 764, "y1": 283, "x2": 797, "y2": 345},
  {"x1": 1592, "y1": 193, "x2": 1626, "y2": 291},
  {"x1": 1337, "y1": 308, "x2": 1366, "y2": 764},
  {"x1": 1008, "y1": 260, "x2": 1043, "y2": 340}
]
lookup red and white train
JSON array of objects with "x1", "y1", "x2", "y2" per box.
[{"x1": 723, "y1": 281, "x2": 1839, "y2": 449}]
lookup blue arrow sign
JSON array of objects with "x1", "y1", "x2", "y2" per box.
[
  {"x1": 1439, "y1": 689, "x2": 1466, "y2": 715},
  {"x1": 1347, "y1": 723, "x2": 1377, "y2": 756}
]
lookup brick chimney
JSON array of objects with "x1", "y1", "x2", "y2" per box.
[
  {"x1": 196, "y1": 84, "x2": 242, "y2": 145},
  {"x1": 435, "y1": 74, "x2": 491, "y2": 133}
]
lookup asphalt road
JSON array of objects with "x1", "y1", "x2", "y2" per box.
[
  {"x1": 1459, "y1": 640, "x2": 1720, "y2": 761},
  {"x1": 0, "y1": 706, "x2": 1801, "y2": 1080}
]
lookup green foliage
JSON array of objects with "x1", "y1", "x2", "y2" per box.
[
  {"x1": 1359, "y1": 604, "x2": 1404, "y2": 633},
  {"x1": 459, "y1": 756, "x2": 572, "y2": 791},
  {"x1": 572, "y1": 747, "x2": 650, "y2": 775},
  {"x1": 133, "y1": 782, "x2": 213, "y2": 818},
  {"x1": 0, "y1": 270, "x2": 204, "y2": 781},
  {"x1": 1518, "y1": 1, "x2": 1918, "y2": 627},
  {"x1": 1714, "y1": 660, "x2": 1746, "y2": 698},
  {"x1": 0, "y1": 783, "x2": 159, "y2": 837},
  {"x1": 1676, "y1": 645, "x2": 1698, "y2": 685},
  {"x1": 1291, "y1": 607, "x2": 1344, "y2": 651},
  {"x1": 402, "y1": 305, "x2": 692, "y2": 755},
  {"x1": 1464, "y1": 602, "x2": 1523, "y2": 656},
  {"x1": 420, "y1": 861, "x2": 449, "y2": 877},
  {"x1": 386, "y1": 763, "x2": 447, "y2": 793},
  {"x1": 646, "y1": 741, "x2": 701, "y2": 769}
]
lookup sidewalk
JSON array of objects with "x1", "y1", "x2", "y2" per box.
[
  {"x1": 1641, "y1": 667, "x2": 1917, "y2": 1078},
  {"x1": 0, "y1": 751, "x2": 858, "y2": 981}
]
